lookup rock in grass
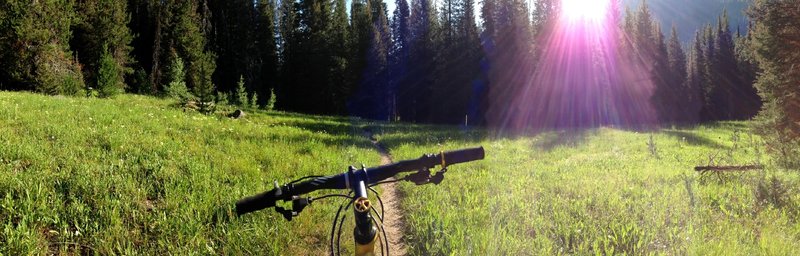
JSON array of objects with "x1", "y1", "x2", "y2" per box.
[{"x1": 229, "y1": 109, "x2": 246, "y2": 119}]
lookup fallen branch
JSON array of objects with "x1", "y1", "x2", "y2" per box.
[{"x1": 694, "y1": 165, "x2": 764, "y2": 172}]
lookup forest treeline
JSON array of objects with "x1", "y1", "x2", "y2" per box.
[{"x1": 0, "y1": 1, "x2": 793, "y2": 133}]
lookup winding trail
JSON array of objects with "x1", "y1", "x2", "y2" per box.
[{"x1": 364, "y1": 129, "x2": 408, "y2": 256}]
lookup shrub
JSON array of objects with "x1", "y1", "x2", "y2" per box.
[
  {"x1": 216, "y1": 91, "x2": 229, "y2": 106},
  {"x1": 165, "y1": 55, "x2": 194, "y2": 103},
  {"x1": 34, "y1": 44, "x2": 85, "y2": 96},
  {"x1": 96, "y1": 46, "x2": 123, "y2": 98},
  {"x1": 250, "y1": 92, "x2": 259, "y2": 109},
  {"x1": 235, "y1": 76, "x2": 248, "y2": 108},
  {"x1": 266, "y1": 88, "x2": 277, "y2": 111},
  {"x1": 750, "y1": 1, "x2": 800, "y2": 168},
  {"x1": 132, "y1": 67, "x2": 153, "y2": 95}
]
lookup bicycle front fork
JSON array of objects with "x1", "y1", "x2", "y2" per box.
[
  {"x1": 350, "y1": 166, "x2": 379, "y2": 256},
  {"x1": 354, "y1": 196, "x2": 378, "y2": 256}
]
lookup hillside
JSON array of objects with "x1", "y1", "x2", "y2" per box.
[
  {"x1": 624, "y1": 0, "x2": 751, "y2": 41},
  {"x1": 2, "y1": 92, "x2": 798, "y2": 254}
]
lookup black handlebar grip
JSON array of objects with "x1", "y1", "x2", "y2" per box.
[
  {"x1": 235, "y1": 188, "x2": 279, "y2": 216},
  {"x1": 442, "y1": 146, "x2": 485, "y2": 166}
]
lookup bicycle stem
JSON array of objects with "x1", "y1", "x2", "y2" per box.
[{"x1": 349, "y1": 166, "x2": 379, "y2": 255}]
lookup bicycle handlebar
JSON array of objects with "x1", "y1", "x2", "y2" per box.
[{"x1": 235, "y1": 146, "x2": 485, "y2": 216}]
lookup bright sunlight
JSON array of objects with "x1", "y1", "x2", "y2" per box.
[{"x1": 561, "y1": 0, "x2": 610, "y2": 21}]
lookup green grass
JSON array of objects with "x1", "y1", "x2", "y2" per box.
[
  {"x1": 1, "y1": 91, "x2": 798, "y2": 255},
  {"x1": 372, "y1": 122, "x2": 800, "y2": 255},
  {"x1": 0, "y1": 92, "x2": 379, "y2": 254}
]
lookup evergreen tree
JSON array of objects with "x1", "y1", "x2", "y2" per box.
[
  {"x1": 330, "y1": 0, "x2": 352, "y2": 113},
  {"x1": 235, "y1": 75, "x2": 249, "y2": 108},
  {"x1": 127, "y1": 0, "x2": 158, "y2": 94},
  {"x1": 0, "y1": 0, "x2": 85, "y2": 95},
  {"x1": 685, "y1": 31, "x2": 706, "y2": 124},
  {"x1": 165, "y1": 54, "x2": 192, "y2": 102},
  {"x1": 349, "y1": 0, "x2": 392, "y2": 119},
  {"x1": 749, "y1": 0, "x2": 800, "y2": 167},
  {"x1": 712, "y1": 10, "x2": 737, "y2": 120},
  {"x1": 459, "y1": 0, "x2": 484, "y2": 125},
  {"x1": 390, "y1": 0, "x2": 411, "y2": 120},
  {"x1": 368, "y1": 0, "x2": 393, "y2": 119},
  {"x1": 650, "y1": 23, "x2": 674, "y2": 123},
  {"x1": 256, "y1": 0, "x2": 279, "y2": 107},
  {"x1": 733, "y1": 26, "x2": 761, "y2": 119},
  {"x1": 349, "y1": 0, "x2": 374, "y2": 115},
  {"x1": 431, "y1": 0, "x2": 483, "y2": 124},
  {"x1": 403, "y1": 0, "x2": 440, "y2": 122},
  {"x1": 170, "y1": 0, "x2": 216, "y2": 112},
  {"x1": 667, "y1": 26, "x2": 689, "y2": 123},
  {"x1": 96, "y1": 46, "x2": 123, "y2": 97},
  {"x1": 699, "y1": 24, "x2": 717, "y2": 121},
  {"x1": 73, "y1": 0, "x2": 134, "y2": 93},
  {"x1": 300, "y1": 0, "x2": 334, "y2": 114},
  {"x1": 208, "y1": 0, "x2": 258, "y2": 93},
  {"x1": 277, "y1": 0, "x2": 299, "y2": 110}
]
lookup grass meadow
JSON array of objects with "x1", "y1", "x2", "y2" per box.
[
  {"x1": 372, "y1": 122, "x2": 800, "y2": 255},
  {"x1": 1, "y1": 92, "x2": 799, "y2": 254}
]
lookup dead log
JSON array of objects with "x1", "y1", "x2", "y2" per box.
[
  {"x1": 695, "y1": 165, "x2": 764, "y2": 182},
  {"x1": 694, "y1": 165, "x2": 764, "y2": 172}
]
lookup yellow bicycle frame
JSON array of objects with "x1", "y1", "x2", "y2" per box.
[{"x1": 353, "y1": 196, "x2": 378, "y2": 256}]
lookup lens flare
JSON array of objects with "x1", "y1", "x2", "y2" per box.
[
  {"x1": 486, "y1": 0, "x2": 658, "y2": 131},
  {"x1": 562, "y1": 0, "x2": 610, "y2": 21}
]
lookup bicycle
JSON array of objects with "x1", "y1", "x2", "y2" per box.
[{"x1": 235, "y1": 147, "x2": 485, "y2": 255}]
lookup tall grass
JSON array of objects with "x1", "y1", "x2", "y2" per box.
[
  {"x1": 373, "y1": 122, "x2": 800, "y2": 255},
  {"x1": 2, "y1": 91, "x2": 798, "y2": 255},
  {"x1": 0, "y1": 92, "x2": 379, "y2": 254}
]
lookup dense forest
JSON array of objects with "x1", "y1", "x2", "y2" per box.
[
  {"x1": 623, "y1": 0, "x2": 750, "y2": 41},
  {"x1": 0, "y1": 0, "x2": 791, "y2": 133}
]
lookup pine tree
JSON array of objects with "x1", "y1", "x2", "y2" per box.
[
  {"x1": 73, "y1": 0, "x2": 134, "y2": 93},
  {"x1": 127, "y1": 0, "x2": 158, "y2": 94},
  {"x1": 330, "y1": 0, "x2": 351, "y2": 114},
  {"x1": 166, "y1": 54, "x2": 192, "y2": 102},
  {"x1": 667, "y1": 26, "x2": 690, "y2": 123},
  {"x1": 235, "y1": 75, "x2": 249, "y2": 108},
  {"x1": 403, "y1": 0, "x2": 440, "y2": 122},
  {"x1": 349, "y1": 0, "x2": 373, "y2": 115},
  {"x1": 300, "y1": 0, "x2": 334, "y2": 114},
  {"x1": 171, "y1": 0, "x2": 216, "y2": 112},
  {"x1": 278, "y1": 0, "x2": 299, "y2": 110},
  {"x1": 650, "y1": 23, "x2": 674, "y2": 123},
  {"x1": 700, "y1": 24, "x2": 717, "y2": 121},
  {"x1": 0, "y1": 0, "x2": 85, "y2": 95},
  {"x1": 484, "y1": 0, "x2": 534, "y2": 128},
  {"x1": 459, "y1": 0, "x2": 484, "y2": 125},
  {"x1": 749, "y1": 0, "x2": 800, "y2": 167},
  {"x1": 256, "y1": 0, "x2": 279, "y2": 108},
  {"x1": 369, "y1": 0, "x2": 393, "y2": 119},
  {"x1": 733, "y1": 26, "x2": 761, "y2": 119},
  {"x1": 96, "y1": 46, "x2": 123, "y2": 97},
  {"x1": 686, "y1": 30, "x2": 706, "y2": 124},
  {"x1": 712, "y1": 10, "x2": 737, "y2": 120},
  {"x1": 390, "y1": 0, "x2": 411, "y2": 120},
  {"x1": 208, "y1": 0, "x2": 258, "y2": 93}
]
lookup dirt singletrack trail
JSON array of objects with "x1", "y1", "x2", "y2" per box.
[{"x1": 364, "y1": 129, "x2": 408, "y2": 256}]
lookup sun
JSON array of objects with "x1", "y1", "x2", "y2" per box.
[{"x1": 561, "y1": 0, "x2": 610, "y2": 21}]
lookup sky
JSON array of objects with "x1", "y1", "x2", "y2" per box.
[{"x1": 356, "y1": 0, "x2": 749, "y2": 42}]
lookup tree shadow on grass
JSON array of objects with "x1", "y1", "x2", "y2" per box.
[
  {"x1": 662, "y1": 130, "x2": 729, "y2": 148},
  {"x1": 362, "y1": 122, "x2": 488, "y2": 149},
  {"x1": 532, "y1": 129, "x2": 594, "y2": 151}
]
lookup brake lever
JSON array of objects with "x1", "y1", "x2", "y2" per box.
[
  {"x1": 405, "y1": 169, "x2": 431, "y2": 185},
  {"x1": 430, "y1": 168, "x2": 446, "y2": 185},
  {"x1": 274, "y1": 196, "x2": 312, "y2": 221},
  {"x1": 404, "y1": 168, "x2": 447, "y2": 185}
]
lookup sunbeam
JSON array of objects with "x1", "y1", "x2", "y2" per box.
[{"x1": 487, "y1": 0, "x2": 658, "y2": 132}]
